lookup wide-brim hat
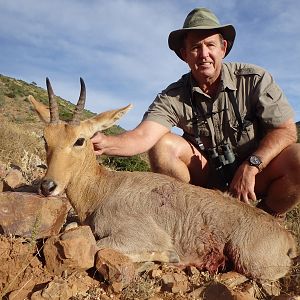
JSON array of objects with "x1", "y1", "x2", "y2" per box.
[{"x1": 168, "y1": 8, "x2": 236, "y2": 60}]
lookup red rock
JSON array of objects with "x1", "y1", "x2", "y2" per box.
[
  {"x1": 0, "y1": 192, "x2": 69, "y2": 238},
  {"x1": 161, "y1": 272, "x2": 189, "y2": 294},
  {"x1": 44, "y1": 226, "x2": 97, "y2": 275},
  {"x1": 95, "y1": 248, "x2": 136, "y2": 292}
]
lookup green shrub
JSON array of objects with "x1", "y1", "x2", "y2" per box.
[{"x1": 101, "y1": 155, "x2": 150, "y2": 172}]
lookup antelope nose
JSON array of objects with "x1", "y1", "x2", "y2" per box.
[{"x1": 40, "y1": 179, "x2": 57, "y2": 196}]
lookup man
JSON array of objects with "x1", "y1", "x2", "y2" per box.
[{"x1": 92, "y1": 8, "x2": 300, "y2": 217}]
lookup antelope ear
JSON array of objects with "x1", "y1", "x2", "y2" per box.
[
  {"x1": 28, "y1": 95, "x2": 50, "y2": 123},
  {"x1": 81, "y1": 104, "x2": 133, "y2": 137}
]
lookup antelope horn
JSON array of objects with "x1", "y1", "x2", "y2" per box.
[
  {"x1": 70, "y1": 77, "x2": 86, "y2": 125},
  {"x1": 46, "y1": 77, "x2": 60, "y2": 124}
]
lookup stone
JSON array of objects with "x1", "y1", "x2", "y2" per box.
[
  {"x1": 161, "y1": 272, "x2": 189, "y2": 294},
  {"x1": 8, "y1": 288, "x2": 31, "y2": 300},
  {"x1": 64, "y1": 221, "x2": 78, "y2": 232},
  {"x1": 0, "y1": 192, "x2": 69, "y2": 238},
  {"x1": 202, "y1": 282, "x2": 234, "y2": 300},
  {"x1": 0, "y1": 164, "x2": 7, "y2": 178},
  {"x1": 149, "y1": 268, "x2": 163, "y2": 279},
  {"x1": 4, "y1": 168, "x2": 24, "y2": 189},
  {"x1": 232, "y1": 291, "x2": 258, "y2": 300},
  {"x1": 272, "y1": 296, "x2": 300, "y2": 300},
  {"x1": 44, "y1": 226, "x2": 97, "y2": 275},
  {"x1": 31, "y1": 273, "x2": 98, "y2": 300},
  {"x1": 260, "y1": 280, "x2": 281, "y2": 297},
  {"x1": 217, "y1": 271, "x2": 249, "y2": 288},
  {"x1": 95, "y1": 248, "x2": 136, "y2": 292}
]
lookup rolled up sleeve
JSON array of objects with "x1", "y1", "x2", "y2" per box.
[{"x1": 255, "y1": 72, "x2": 295, "y2": 128}]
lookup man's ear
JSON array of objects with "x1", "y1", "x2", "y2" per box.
[
  {"x1": 222, "y1": 39, "x2": 228, "y2": 59},
  {"x1": 180, "y1": 48, "x2": 187, "y2": 62}
]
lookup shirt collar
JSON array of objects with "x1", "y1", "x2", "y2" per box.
[{"x1": 189, "y1": 64, "x2": 237, "y2": 97}]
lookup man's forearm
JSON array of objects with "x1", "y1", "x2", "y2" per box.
[
  {"x1": 252, "y1": 120, "x2": 297, "y2": 169},
  {"x1": 101, "y1": 130, "x2": 149, "y2": 156}
]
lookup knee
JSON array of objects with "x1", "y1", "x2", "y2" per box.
[
  {"x1": 285, "y1": 144, "x2": 300, "y2": 171},
  {"x1": 148, "y1": 133, "x2": 178, "y2": 160}
]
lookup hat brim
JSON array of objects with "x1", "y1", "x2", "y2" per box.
[{"x1": 168, "y1": 24, "x2": 236, "y2": 60}]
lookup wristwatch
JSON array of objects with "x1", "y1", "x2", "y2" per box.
[{"x1": 248, "y1": 155, "x2": 263, "y2": 172}]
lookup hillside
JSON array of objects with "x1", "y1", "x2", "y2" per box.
[{"x1": 0, "y1": 74, "x2": 149, "y2": 172}]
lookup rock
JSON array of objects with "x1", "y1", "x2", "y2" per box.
[
  {"x1": 202, "y1": 282, "x2": 234, "y2": 300},
  {"x1": 201, "y1": 282, "x2": 259, "y2": 300},
  {"x1": 161, "y1": 272, "x2": 189, "y2": 294},
  {"x1": 260, "y1": 280, "x2": 281, "y2": 297},
  {"x1": 0, "y1": 164, "x2": 7, "y2": 178},
  {"x1": 30, "y1": 273, "x2": 96, "y2": 300},
  {"x1": 149, "y1": 268, "x2": 163, "y2": 279},
  {"x1": 217, "y1": 271, "x2": 249, "y2": 288},
  {"x1": 188, "y1": 286, "x2": 206, "y2": 299},
  {"x1": 1, "y1": 179, "x2": 13, "y2": 192},
  {"x1": 272, "y1": 296, "x2": 300, "y2": 300},
  {"x1": 64, "y1": 221, "x2": 78, "y2": 232},
  {"x1": 4, "y1": 168, "x2": 24, "y2": 189},
  {"x1": 240, "y1": 282, "x2": 256, "y2": 298},
  {"x1": 8, "y1": 288, "x2": 31, "y2": 300},
  {"x1": 44, "y1": 226, "x2": 97, "y2": 275},
  {"x1": 232, "y1": 291, "x2": 258, "y2": 300},
  {"x1": 95, "y1": 248, "x2": 136, "y2": 292},
  {"x1": 0, "y1": 192, "x2": 69, "y2": 238},
  {"x1": 185, "y1": 265, "x2": 200, "y2": 277}
]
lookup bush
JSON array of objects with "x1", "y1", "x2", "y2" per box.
[{"x1": 101, "y1": 155, "x2": 150, "y2": 172}]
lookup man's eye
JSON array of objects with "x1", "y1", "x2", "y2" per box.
[{"x1": 74, "y1": 138, "x2": 85, "y2": 146}]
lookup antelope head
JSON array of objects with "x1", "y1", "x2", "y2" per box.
[{"x1": 28, "y1": 78, "x2": 132, "y2": 197}]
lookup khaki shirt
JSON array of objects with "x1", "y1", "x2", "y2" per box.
[{"x1": 143, "y1": 62, "x2": 294, "y2": 162}]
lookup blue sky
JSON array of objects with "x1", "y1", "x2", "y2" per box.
[{"x1": 0, "y1": 0, "x2": 299, "y2": 130}]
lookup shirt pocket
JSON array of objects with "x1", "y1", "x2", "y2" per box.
[
  {"x1": 183, "y1": 115, "x2": 211, "y2": 137},
  {"x1": 229, "y1": 119, "x2": 255, "y2": 147}
]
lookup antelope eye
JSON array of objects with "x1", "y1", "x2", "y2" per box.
[{"x1": 74, "y1": 138, "x2": 85, "y2": 147}]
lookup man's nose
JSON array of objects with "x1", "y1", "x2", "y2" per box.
[{"x1": 197, "y1": 44, "x2": 209, "y2": 58}]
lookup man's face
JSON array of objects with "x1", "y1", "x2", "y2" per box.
[{"x1": 180, "y1": 31, "x2": 227, "y2": 85}]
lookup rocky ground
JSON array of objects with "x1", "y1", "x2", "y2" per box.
[{"x1": 0, "y1": 165, "x2": 299, "y2": 300}]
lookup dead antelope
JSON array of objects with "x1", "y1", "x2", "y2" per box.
[{"x1": 28, "y1": 78, "x2": 297, "y2": 282}]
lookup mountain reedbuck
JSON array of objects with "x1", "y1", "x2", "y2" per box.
[{"x1": 28, "y1": 78, "x2": 297, "y2": 282}]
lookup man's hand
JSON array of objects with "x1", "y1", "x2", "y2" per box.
[
  {"x1": 91, "y1": 132, "x2": 107, "y2": 155},
  {"x1": 229, "y1": 162, "x2": 259, "y2": 205}
]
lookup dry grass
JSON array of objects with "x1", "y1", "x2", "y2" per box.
[
  {"x1": 0, "y1": 119, "x2": 44, "y2": 164},
  {"x1": 0, "y1": 119, "x2": 45, "y2": 183}
]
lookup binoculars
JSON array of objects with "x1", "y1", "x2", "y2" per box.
[{"x1": 206, "y1": 143, "x2": 237, "y2": 189}]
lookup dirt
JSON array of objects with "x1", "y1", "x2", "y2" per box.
[
  {"x1": 0, "y1": 233, "x2": 298, "y2": 300},
  {"x1": 0, "y1": 235, "x2": 101, "y2": 299},
  {"x1": 0, "y1": 236, "x2": 51, "y2": 298}
]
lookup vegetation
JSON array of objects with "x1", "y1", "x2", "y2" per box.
[{"x1": 0, "y1": 74, "x2": 149, "y2": 172}]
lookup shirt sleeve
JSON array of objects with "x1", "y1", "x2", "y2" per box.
[
  {"x1": 142, "y1": 93, "x2": 180, "y2": 129},
  {"x1": 255, "y1": 71, "x2": 295, "y2": 128}
]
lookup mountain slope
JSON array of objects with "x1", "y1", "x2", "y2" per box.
[{"x1": 0, "y1": 74, "x2": 149, "y2": 172}]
